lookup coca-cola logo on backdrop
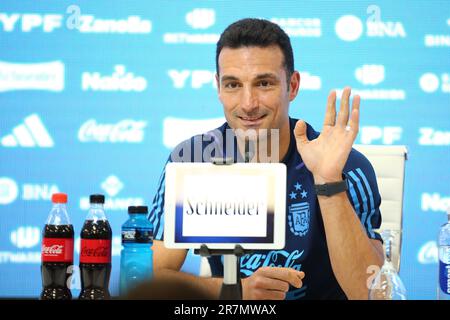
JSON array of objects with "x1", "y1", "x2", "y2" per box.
[{"x1": 78, "y1": 119, "x2": 147, "y2": 143}]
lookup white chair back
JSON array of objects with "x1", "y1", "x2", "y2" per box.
[{"x1": 354, "y1": 145, "x2": 408, "y2": 272}]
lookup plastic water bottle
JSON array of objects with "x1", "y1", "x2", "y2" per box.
[
  {"x1": 119, "y1": 206, "x2": 153, "y2": 295},
  {"x1": 438, "y1": 207, "x2": 450, "y2": 300}
]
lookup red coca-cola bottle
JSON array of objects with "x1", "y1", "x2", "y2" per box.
[
  {"x1": 79, "y1": 194, "x2": 112, "y2": 300},
  {"x1": 41, "y1": 193, "x2": 74, "y2": 300}
]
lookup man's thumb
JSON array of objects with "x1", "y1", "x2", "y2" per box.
[{"x1": 294, "y1": 120, "x2": 309, "y2": 144}]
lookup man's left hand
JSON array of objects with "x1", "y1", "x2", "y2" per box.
[{"x1": 294, "y1": 87, "x2": 360, "y2": 184}]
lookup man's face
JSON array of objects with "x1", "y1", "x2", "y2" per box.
[{"x1": 216, "y1": 45, "x2": 299, "y2": 134}]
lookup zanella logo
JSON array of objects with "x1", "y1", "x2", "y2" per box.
[
  {"x1": 0, "y1": 60, "x2": 64, "y2": 92},
  {"x1": 82, "y1": 65, "x2": 147, "y2": 92},
  {"x1": 1, "y1": 114, "x2": 54, "y2": 148},
  {"x1": 10, "y1": 226, "x2": 40, "y2": 249},
  {"x1": 42, "y1": 244, "x2": 63, "y2": 255},
  {"x1": 76, "y1": 15, "x2": 151, "y2": 34},
  {"x1": 419, "y1": 127, "x2": 450, "y2": 146},
  {"x1": 78, "y1": 119, "x2": 147, "y2": 143}
]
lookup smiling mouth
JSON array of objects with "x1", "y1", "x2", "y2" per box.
[{"x1": 238, "y1": 115, "x2": 267, "y2": 122}]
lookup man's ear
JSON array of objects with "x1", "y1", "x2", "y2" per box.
[{"x1": 289, "y1": 71, "x2": 300, "y2": 101}]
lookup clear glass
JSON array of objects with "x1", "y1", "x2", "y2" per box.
[{"x1": 368, "y1": 230, "x2": 407, "y2": 300}]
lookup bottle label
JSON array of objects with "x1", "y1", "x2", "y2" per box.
[
  {"x1": 439, "y1": 261, "x2": 450, "y2": 295},
  {"x1": 41, "y1": 238, "x2": 74, "y2": 263},
  {"x1": 122, "y1": 227, "x2": 153, "y2": 244},
  {"x1": 80, "y1": 239, "x2": 111, "y2": 263}
]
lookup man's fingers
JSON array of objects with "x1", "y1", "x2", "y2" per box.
[
  {"x1": 258, "y1": 267, "x2": 305, "y2": 288},
  {"x1": 294, "y1": 120, "x2": 309, "y2": 145},
  {"x1": 323, "y1": 90, "x2": 336, "y2": 127},
  {"x1": 254, "y1": 277, "x2": 290, "y2": 292},
  {"x1": 254, "y1": 289, "x2": 286, "y2": 300},
  {"x1": 347, "y1": 94, "x2": 360, "y2": 135},
  {"x1": 337, "y1": 87, "x2": 351, "y2": 127}
]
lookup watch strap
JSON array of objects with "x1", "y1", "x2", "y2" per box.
[{"x1": 314, "y1": 179, "x2": 348, "y2": 197}]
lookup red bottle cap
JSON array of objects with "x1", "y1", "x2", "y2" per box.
[{"x1": 52, "y1": 193, "x2": 68, "y2": 204}]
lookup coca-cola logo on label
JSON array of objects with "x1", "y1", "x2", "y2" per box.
[
  {"x1": 42, "y1": 244, "x2": 63, "y2": 255},
  {"x1": 41, "y1": 238, "x2": 73, "y2": 262},
  {"x1": 78, "y1": 119, "x2": 147, "y2": 143},
  {"x1": 81, "y1": 246, "x2": 109, "y2": 257},
  {"x1": 79, "y1": 239, "x2": 111, "y2": 263}
]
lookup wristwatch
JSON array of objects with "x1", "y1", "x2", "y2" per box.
[{"x1": 314, "y1": 179, "x2": 348, "y2": 197}]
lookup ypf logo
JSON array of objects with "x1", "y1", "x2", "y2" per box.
[
  {"x1": 0, "y1": 177, "x2": 19, "y2": 205},
  {"x1": 10, "y1": 226, "x2": 40, "y2": 249},
  {"x1": 185, "y1": 9, "x2": 215, "y2": 29}
]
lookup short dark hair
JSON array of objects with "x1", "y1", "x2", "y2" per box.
[{"x1": 216, "y1": 18, "x2": 294, "y2": 79}]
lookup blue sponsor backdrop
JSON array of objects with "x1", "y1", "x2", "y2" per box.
[{"x1": 0, "y1": 0, "x2": 449, "y2": 299}]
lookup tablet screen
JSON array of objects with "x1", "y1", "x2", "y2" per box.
[{"x1": 164, "y1": 163, "x2": 286, "y2": 250}]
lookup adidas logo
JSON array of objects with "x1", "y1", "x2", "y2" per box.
[{"x1": 1, "y1": 114, "x2": 54, "y2": 148}]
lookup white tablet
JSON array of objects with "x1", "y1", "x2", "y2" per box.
[{"x1": 163, "y1": 162, "x2": 286, "y2": 250}]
